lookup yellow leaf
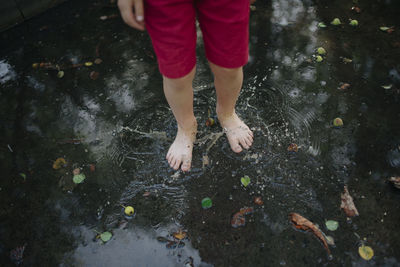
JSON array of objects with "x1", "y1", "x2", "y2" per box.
[
  {"x1": 172, "y1": 230, "x2": 187, "y2": 240},
  {"x1": 53, "y1": 158, "x2": 67, "y2": 169},
  {"x1": 358, "y1": 245, "x2": 374, "y2": 260},
  {"x1": 84, "y1": 62, "x2": 93, "y2": 67}
]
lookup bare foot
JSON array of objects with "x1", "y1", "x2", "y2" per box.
[
  {"x1": 166, "y1": 122, "x2": 197, "y2": 172},
  {"x1": 218, "y1": 113, "x2": 253, "y2": 153}
]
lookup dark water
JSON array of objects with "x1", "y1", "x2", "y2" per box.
[{"x1": 1, "y1": 0, "x2": 400, "y2": 266}]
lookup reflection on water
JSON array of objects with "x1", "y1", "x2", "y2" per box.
[
  {"x1": 0, "y1": 0, "x2": 399, "y2": 265},
  {"x1": 68, "y1": 225, "x2": 209, "y2": 267}
]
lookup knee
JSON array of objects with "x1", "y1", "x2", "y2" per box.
[
  {"x1": 210, "y1": 63, "x2": 242, "y2": 81},
  {"x1": 163, "y1": 67, "x2": 195, "y2": 91}
]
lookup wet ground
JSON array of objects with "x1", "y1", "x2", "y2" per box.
[{"x1": 1, "y1": 0, "x2": 400, "y2": 266}]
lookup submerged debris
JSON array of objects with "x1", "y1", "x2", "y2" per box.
[
  {"x1": 231, "y1": 207, "x2": 254, "y2": 228},
  {"x1": 388, "y1": 177, "x2": 400, "y2": 189},
  {"x1": 289, "y1": 213, "x2": 331, "y2": 255},
  {"x1": 10, "y1": 243, "x2": 26, "y2": 265},
  {"x1": 340, "y1": 186, "x2": 359, "y2": 217}
]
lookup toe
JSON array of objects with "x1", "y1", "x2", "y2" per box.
[
  {"x1": 240, "y1": 138, "x2": 250, "y2": 150},
  {"x1": 173, "y1": 158, "x2": 181, "y2": 170},
  {"x1": 244, "y1": 136, "x2": 253, "y2": 148},
  {"x1": 181, "y1": 156, "x2": 191, "y2": 172},
  {"x1": 231, "y1": 141, "x2": 243, "y2": 153}
]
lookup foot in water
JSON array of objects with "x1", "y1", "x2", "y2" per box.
[
  {"x1": 166, "y1": 122, "x2": 197, "y2": 172},
  {"x1": 218, "y1": 113, "x2": 253, "y2": 153}
]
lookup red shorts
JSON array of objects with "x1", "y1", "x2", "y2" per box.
[{"x1": 144, "y1": 0, "x2": 250, "y2": 78}]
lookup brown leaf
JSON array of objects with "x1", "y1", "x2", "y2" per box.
[
  {"x1": 287, "y1": 143, "x2": 298, "y2": 152},
  {"x1": 340, "y1": 186, "x2": 359, "y2": 217},
  {"x1": 231, "y1": 207, "x2": 254, "y2": 228},
  {"x1": 90, "y1": 71, "x2": 100, "y2": 80},
  {"x1": 289, "y1": 213, "x2": 331, "y2": 255},
  {"x1": 254, "y1": 196, "x2": 263, "y2": 205},
  {"x1": 339, "y1": 83, "x2": 351, "y2": 90}
]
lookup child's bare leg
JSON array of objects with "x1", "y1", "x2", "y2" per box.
[
  {"x1": 209, "y1": 62, "x2": 253, "y2": 153},
  {"x1": 164, "y1": 67, "x2": 197, "y2": 171}
]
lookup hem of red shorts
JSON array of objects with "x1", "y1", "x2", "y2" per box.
[
  {"x1": 205, "y1": 50, "x2": 249, "y2": 69},
  {"x1": 158, "y1": 59, "x2": 197, "y2": 79}
]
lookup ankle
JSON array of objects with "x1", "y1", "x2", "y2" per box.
[
  {"x1": 177, "y1": 117, "x2": 197, "y2": 132},
  {"x1": 216, "y1": 107, "x2": 235, "y2": 120}
]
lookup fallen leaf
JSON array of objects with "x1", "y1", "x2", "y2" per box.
[
  {"x1": 94, "y1": 58, "x2": 103, "y2": 64},
  {"x1": 73, "y1": 173, "x2": 86, "y2": 184},
  {"x1": 351, "y1": 6, "x2": 361, "y2": 13},
  {"x1": 333, "y1": 117, "x2": 344, "y2": 127},
  {"x1": 90, "y1": 71, "x2": 100, "y2": 80},
  {"x1": 231, "y1": 207, "x2": 254, "y2": 228},
  {"x1": 358, "y1": 245, "x2": 374, "y2": 260},
  {"x1": 9, "y1": 243, "x2": 26, "y2": 265},
  {"x1": 325, "y1": 220, "x2": 339, "y2": 231},
  {"x1": 142, "y1": 191, "x2": 151, "y2": 197},
  {"x1": 317, "y1": 47, "x2": 326, "y2": 55},
  {"x1": 19, "y1": 173, "x2": 26, "y2": 180},
  {"x1": 389, "y1": 177, "x2": 400, "y2": 189},
  {"x1": 342, "y1": 57, "x2": 353, "y2": 64},
  {"x1": 289, "y1": 213, "x2": 331, "y2": 255},
  {"x1": 53, "y1": 158, "x2": 67, "y2": 169},
  {"x1": 340, "y1": 186, "x2": 359, "y2": 217},
  {"x1": 318, "y1": 22, "x2": 327, "y2": 28},
  {"x1": 231, "y1": 212, "x2": 246, "y2": 228},
  {"x1": 205, "y1": 117, "x2": 215, "y2": 126},
  {"x1": 316, "y1": 55, "x2": 323, "y2": 62},
  {"x1": 100, "y1": 231, "x2": 112, "y2": 242},
  {"x1": 381, "y1": 84, "x2": 392, "y2": 90},
  {"x1": 339, "y1": 83, "x2": 351, "y2": 90},
  {"x1": 57, "y1": 70, "x2": 65, "y2": 78},
  {"x1": 173, "y1": 230, "x2": 187, "y2": 240},
  {"x1": 201, "y1": 197, "x2": 212, "y2": 209},
  {"x1": 287, "y1": 143, "x2": 298, "y2": 152},
  {"x1": 240, "y1": 175, "x2": 251, "y2": 187},
  {"x1": 349, "y1": 19, "x2": 358, "y2": 27},
  {"x1": 331, "y1": 18, "x2": 341, "y2": 26},
  {"x1": 84, "y1": 61, "x2": 93, "y2": 67},
  {"x1": 254, "y1": 196, "x2": 263, "y2": 205}
]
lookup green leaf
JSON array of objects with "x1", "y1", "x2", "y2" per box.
[
  {"x1": 325, "y1": 220, "x2": 339, "y2": 231},
  {"x1": 240, "y1": 175, "x2": 251, "y2": 187},
  {"x1": 201, "y1": 197, "x2": 212, "y2": 209},
  {"x1": 57, "y1": 71, "x2": 64, "y2": 78},
  {"x1": 73, "y1": 173, "x2": 86, "y2": 184},
  {"x1": 331, "y1": 18, "x2": 341, "y2": 26},
  {"x1": 19, "y1": 173, "x2": 26, "y2": 180},
  {"x1": 317, "y1": 47, "x2": 326, "y2": 55},
  {"x1": 318, "y1": 22, "x2": 327, "y2": 28},
  {"x1": 100, "y1": 231, "x2": 112, "y2": 242}
]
